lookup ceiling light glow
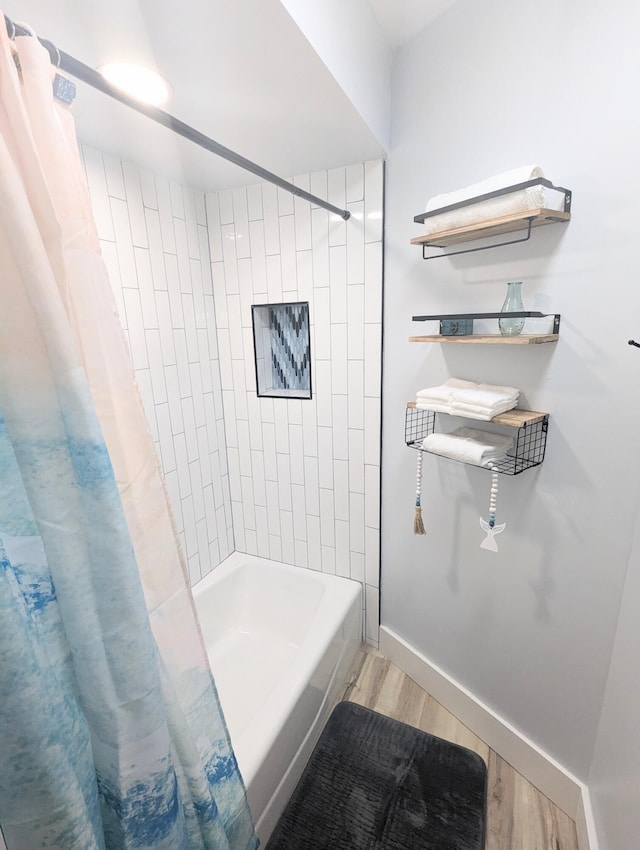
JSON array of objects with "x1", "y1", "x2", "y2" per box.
[{"x1": 98, "y1": 63, "x2": 171, "y2": 106}]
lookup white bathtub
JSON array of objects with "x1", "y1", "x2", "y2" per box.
[{"x1": 193, "y1": 552, "x2": 362, "y2": 844}]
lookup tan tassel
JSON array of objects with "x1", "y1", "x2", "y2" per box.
[{"x1": 414, "y1": 452, "x2": 426, "y2": 534}]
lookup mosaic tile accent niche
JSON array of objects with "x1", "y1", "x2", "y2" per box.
[{"x1": 252, "y1": 302, "x2": 312, "y2": 399}]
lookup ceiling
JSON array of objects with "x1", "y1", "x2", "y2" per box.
[
  {"x1": 369, "y1": 0, "x2": 459, "y2": 48},
  {"x1": 2, "y1": 0, "x2": 454, "y2": 191}
]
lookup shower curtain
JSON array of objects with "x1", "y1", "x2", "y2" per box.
[{"x1": 0, "y1": 22, "x2": 257, "y2": 850}]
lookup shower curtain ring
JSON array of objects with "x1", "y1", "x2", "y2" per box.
[
  {"x1": 14, "y1": 21, "x2": 36, "y2": 37},
  {"x1": 43, "y1": 39, "x2": 61, "y2": 68}
]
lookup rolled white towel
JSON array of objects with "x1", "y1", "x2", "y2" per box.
[
  {"x1": 422, "y1": 427, "x2": 513, "y2": 466},
  {"x1": 425, "y1": 165, "x2": 545, "y2": 212},
  {"x1": 422, "y1": 165, "x2": 563, "y2": 236}
]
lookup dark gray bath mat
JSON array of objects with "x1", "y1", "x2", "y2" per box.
[{"x1": 265, "y1": 701, "x2": 487, "y2": 850}]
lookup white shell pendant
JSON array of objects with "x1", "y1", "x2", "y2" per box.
[{"x1": 479, "y1": 517, "x2": 506, "y2": 552}]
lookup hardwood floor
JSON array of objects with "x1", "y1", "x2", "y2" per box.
[{"x1": 343, "y1": 645, "x2": 578, "y2": 850}]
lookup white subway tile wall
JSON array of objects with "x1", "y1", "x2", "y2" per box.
[
  {"x1": 83, "y1": 147, "x2": 234, "y2": 583},
  {"x1": 84, "y1": 146, "x2": 383, "y2": 643},
  {"x1": 207, "y1": 161, "x2": 383, "y2": 642}
]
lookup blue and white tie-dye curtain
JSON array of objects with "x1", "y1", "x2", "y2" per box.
[{"x1": 0, "y1": 23, "x2": 257, "y2": 850}]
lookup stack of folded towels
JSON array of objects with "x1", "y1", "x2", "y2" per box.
[
  {"x1": 416, "y1": 377, "x2": 519, "y2": 421},
  {"x1": 422, "y1": 427, "x2": 514, "y2": 467}
]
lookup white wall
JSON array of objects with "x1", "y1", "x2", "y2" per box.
[
  {"x1": 588, "y1": 499, "x2": 640, "y2": 849},
  {"x1": 279, "y1": 0, "x2": 391, "y2": 151},
  {"x1": 382, "y1": 0, "x2": 640, "y2": 784},
  {"x1": 206, "y1": 163, "x2": 384, "y2": 642},
  {"x1": 82, "y1": 146, "x2": 234, "y2": 585}
]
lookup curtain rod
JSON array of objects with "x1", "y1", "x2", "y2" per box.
[{"x1": 3, "y1": 14, "x2": 351, "y2": 221}]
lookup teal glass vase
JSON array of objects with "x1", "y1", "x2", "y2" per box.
[{"x1": 498, "y1": 281, "x2": 525, "y2": 336}]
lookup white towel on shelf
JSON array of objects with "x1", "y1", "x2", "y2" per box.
[
  {"x1": 425, "y1": 165, "x2": 545, "y2": 212},
  {"x1": 415, "y1": 378, "x2": 519, "y2": 419},
  {"x1": 415, "y1": 402, "x2": 451, "y2": 415},
  {"x1": 443, "y1": 377, "x2": 477, "y2": 390},
  {"x1": 477, "y1": 381, "x2": 519, "y2": 397},
  {"x1": 415, "y1": 386, "x2": 456, "y2": 405},
  {"x1": 416, "y1": 378, "x2": 477, "y2": 408},
  {"x1": 454, "y1": 388, "x2": 518, "y2": 407},
  {"x1": 448, "y1": 402, "x2": 516, "y2": 421},
  {"x1": 416, "y1": 377, "x2": 476, "y2": 402},
  {"x1": 451, "y1": 383, "x2": 519, "y2": 417},
  {"x1": 421, "y1": 165, "x2": 563, "y2": 236},
  {"x1": 422, "y1": 427, "x2": 513, "y2": 466}
]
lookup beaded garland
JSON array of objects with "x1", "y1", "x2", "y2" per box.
[
  {"x1": 414, "y1": 451, "x2": 426, "y2": 534},
  {"x1": 413, "y1": 452, "x2": 506, "y2": 549},
  {"x1": 479, "y1": 464, "x2": 506, "y2": 551}
]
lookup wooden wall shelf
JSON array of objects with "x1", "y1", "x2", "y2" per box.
[
  {"x1": 409, "y1": 333, "x2": 559, "y2": 345},
  {"x1": 410, "y1": 208, "x2": 570, "y2": 250},
  {"x1": 406, "y1": 402, "x2": 547, "y2": 428},
  {"x1": 411, "y1": 178, "x2": 572, "y2": 259},
  {"x1": 410, "y1": 311, "x2": 560, "y2": 344}
]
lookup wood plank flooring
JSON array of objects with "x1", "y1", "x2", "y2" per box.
[{"x1": 343, "y1": 645, "x2": 578, "y2": 850}]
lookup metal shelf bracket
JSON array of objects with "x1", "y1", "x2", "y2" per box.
[{"x1": 422, "y1": 218, "x2": 534, "y2": 260}]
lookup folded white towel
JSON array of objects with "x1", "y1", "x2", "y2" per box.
[
  {"x1": 448, "y1": 401, "x2": 517, "y2": 421},
  {"x1": 453, "y1": 386, "x2": 518, "y2": 410},
  {"x1": 416, "y1": 401, "x2": 452, "y2": 415},
  {"x1": 415, "y1": 378, "x2": 519, "y2": 419},
  {"x1": 422, "y1": 165, "x2": 563, "y2": 236},
  {"x1": 422, "y1": 427, "x2": 513, "y2": 466},
  {"x1": 477, "y1": 382, "x2": 520, "y2": 397},
  {"x1": 450, "y1": 400, "x2": 518, "y2": 414},
  {"x1": 444, "y1": 377, "x2": 477, "y2": 390},
  {"x1": 415, "y1": 386, "x2": 456, "y2": 405},
  {"x1": 416, "y1": 377, "x2": 476, "y2": 402},
  {"x1": 450, "y1": 382, "x2": 519, "y2": 420}
]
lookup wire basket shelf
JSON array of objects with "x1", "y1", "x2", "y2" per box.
[{"x1": 405, "y1": 405, "x2": 548, "y2": 475}]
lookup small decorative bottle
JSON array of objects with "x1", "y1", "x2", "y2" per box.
[{"x1": 498, "y1": 281, "x2": 525, "y2": 336}]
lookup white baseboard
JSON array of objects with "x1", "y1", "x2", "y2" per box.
[
  {"x1": 380, "y1": 625, "x2": 596, "y2": 847},
  {"x1": 576, "y1": 786, "x2": 600, "y2": 850}
]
